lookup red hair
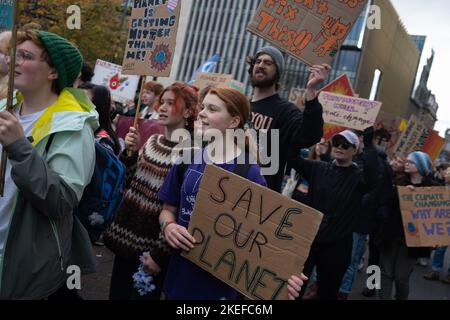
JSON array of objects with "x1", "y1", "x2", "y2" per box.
[{"x1": 154, "y1": 82, "x2": 199, "y2": 130}]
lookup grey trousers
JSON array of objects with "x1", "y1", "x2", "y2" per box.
[{"x1": 378, "y1": 237, "x2": 416, "y2": 300}]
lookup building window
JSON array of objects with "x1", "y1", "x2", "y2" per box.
[{"x1": 369, "y1": 69, "x2": 382, "y2": 101}]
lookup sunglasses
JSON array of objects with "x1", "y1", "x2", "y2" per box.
[{"x1": 331, "y1": 140, "x2": 354, "y2": 150}]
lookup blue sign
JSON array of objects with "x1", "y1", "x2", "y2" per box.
[
  {"x1": 0, "y1": 1, "x2": 14, "y2": 31},
  {"x1": 188, "y1": 54, "x2": 221, "y2": 84}
]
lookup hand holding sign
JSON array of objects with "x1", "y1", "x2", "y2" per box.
[
  {"x1": 165, "y1": 222, "x2": 196, "y2": 252},
  {"x1": 307, "y1": 64, "x2": 332, "y2": 90},
  {"x1": 287, "y1": 274, "x2": 308, "y2": 300},
  {"x1": 0, "y1": 111, "x2": 24, "y2": 147},
  {"x1": 124, "y1": 127, "x2": 141, "y2": 154},
  {"x1": 305, "y1": 63, "x2": 331, "y2": 101}
]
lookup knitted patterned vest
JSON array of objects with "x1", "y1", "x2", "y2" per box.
[{"x1": 104, "y1": 134, "x2": 180, "y2": 265}]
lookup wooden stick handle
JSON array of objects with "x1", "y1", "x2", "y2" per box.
[
  {"x1": 0, "y1": 0, "x2": 19, "y2": 197},
  {"x1": 126, "y1": 76, "x2": 146, "y2": 157}
]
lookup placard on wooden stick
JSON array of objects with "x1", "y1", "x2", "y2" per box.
[
  {"x1": 122, "y1": 0, "x2": 181, "y2": 76},
  {"x1": 182, "y1": 165, "x2": 323, "y2": 300},
  {"x1": 393, "y1": 115, "x2": 428, "y2": 158},
  {"x1": 91, "y1": 59, "x2": 140, "y2": 104},
  {"x1": 247, "y1": 0, "x2": 368, "y2": 66},
  {"x1": 0, "y1": 0, "x2": 14, "y2": 32}
]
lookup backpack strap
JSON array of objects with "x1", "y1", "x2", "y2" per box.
[
  {"x1": 176, "y1": 148, "x2": 196, "y2": 187},
  {"x1": 233, "y1": 162, "x2": 252, "y2": 179},
  {"x1": 176, "y1": 150, "x2": 252, "y2": 184},
  {"x1": 44, "y1": 133, "x2": 56, "y2": 156},
  {"x1": 232, "y1": 151, "x2": 252, "y2": 179}
]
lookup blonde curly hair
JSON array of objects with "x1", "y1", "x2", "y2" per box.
[
  {"x1": 0, "y1": 31, "x2": 12, "y2": 100},
  {"x1": 0, "y1": 31, "x2": 11, "y2": 54}
]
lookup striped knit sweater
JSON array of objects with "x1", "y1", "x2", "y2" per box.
[{"x1": 103, "y1": 134, "x2": 180, "y2": 267}]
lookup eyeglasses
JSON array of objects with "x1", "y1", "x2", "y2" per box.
[
  {"x1": 332, "y1": 140, "x2": 354, "y2": 150},
  {"x1": 254, "y1": 58, "x2": 274, "y2": 67},
  {"x1": 8, "y1": 50, "x2": 38, "y2": 66}
]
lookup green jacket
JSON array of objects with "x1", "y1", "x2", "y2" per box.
[{"x1": 0, "y1": 88, "x2": 99, "y2": 299}]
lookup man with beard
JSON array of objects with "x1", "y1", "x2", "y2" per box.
[{"x1": 248, "y1": 46, "x2": 330, "y2": 192}]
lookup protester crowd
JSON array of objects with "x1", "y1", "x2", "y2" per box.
[{"x1": 0, "y1": 28, "x2": 448, "y2": 300}]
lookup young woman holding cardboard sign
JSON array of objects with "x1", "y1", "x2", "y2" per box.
[
  {"x1": 158, "y1": 87, "x2": 307, "y2": 300},
  {"x1": 377, "y1": 151, "x2": 440, "y2": 300},
  {"x1": 103, "y1": 82, "x2": 198, "y2": 300}
]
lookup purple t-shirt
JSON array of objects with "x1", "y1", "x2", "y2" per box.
[{"x1": 158, "y1": 149, "x2": 267, "y2": 300}]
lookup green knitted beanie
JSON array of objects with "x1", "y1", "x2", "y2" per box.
[{"x1": 35, "y1": 30, "x2": 83, "y2": 92}]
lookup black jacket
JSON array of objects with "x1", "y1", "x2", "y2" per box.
[
  {"x1": 289, "y1": 146, "x2": 380, "y2": 243},
  {"x1": 352, "y1": 147, "x2": 393, "y2": 234},
  {"x1": 251, "y1": 94, "x2": 323, "y2": 192}
]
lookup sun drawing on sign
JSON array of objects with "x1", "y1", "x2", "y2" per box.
[
  {"x1": 150, "y1": 44, "x2": 172, "y2": 72},
  {"x1": 330, "y1": 83, "x2": 348, "y2": 95}
]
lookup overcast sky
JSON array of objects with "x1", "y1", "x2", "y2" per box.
[{"x1": 390, "y1": 0, "x2": 450, "y2": 136}]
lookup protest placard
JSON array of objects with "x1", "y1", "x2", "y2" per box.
[
  {"x1": 115, "y1": 115, "x2": 164, "y2": 150},
  {"x1": 394, "y1": 115, "x2": 428, "y2": 158},
  {"x1": 247, "y1": 0, "x2": 368, "y2": 66},
  {"x1": 315, "y1": 74, "x2": 356, "y2": 139},
  {"x1": 288, "y1": 88, "x2": 306, "y2": 110},
  {"x1": 374, "y1": 111, "x2": 406, "y2": 157},
  {"x1": 422, "y1": 131, "x2": 446, "y2": 162},
  {"x1": 319, "y1": 74, "x2": 355, "y2": 96},
  {"x1": 0, "y1": 0, "x2": 13, "y2": 32},
  {"x1": 194, "y1": 72, "x2": 233, "y2": 91},
  {"x1": 227, "y1": 79, "x2": 247, "y2": 94},
  {"x1": 318, "y1": 92, "x2": 382, "y2": 131},
  {"x1": 323, "y1": 123, "x2": 347, "y2": 140},
  {"x1": 91, "y1": 59, "x2": 140, "y2": 104},
  {"x1": 122, "y1": 0, "x2": 181, "y2": 76},
  {"x1": 182, "y1": 165, "x2": 323, "y2": 300},
  {"x1": 398, "y1": 187, "x2": 450, "y2": 247}
]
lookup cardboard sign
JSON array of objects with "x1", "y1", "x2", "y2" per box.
[
  {"x1": 398, "y1": 187, "x2": 450, "y2": 247},
  {"x1": 182, "y1": 165, "x2": 323, "y2": 300},
  {"x1": 288, "y1": 88, "x2": 306, "y2": 110},
  {"x1": 394, "y1": 115, "x2": 428, "y2": 158},
  {"x1": 422, "y1": 131, "x2": 446, "y2": 162},
  {"x1": 323, "y1": 123, "x2": 346, "y2": 141},
  {"x1": 319, "y1": 74, "x2": 355, "y2": 96},
  {"x1": 317, "y1": 74, "x2": 355, "y2": 139},
  {"x1": 91, "y1": 59, "x2": 140, "y2": 104},
  {"x1": 122, "y1": 0, "x2": 181, "y2": 76},
  {"x1": 0, "y1": 1, "x2": 13, "y2": 32},
  {"x1": 247, "y1": 0, "x2": 368, "y2": 66},
  {"x1": 374, "y1": 111, "x2": 406, "y2": 158},
  {"x1": 194, "y1": 72, "x2": 233, "y2": 91},
  {"x1": 115, "y1": 115, "x2": 164, "y2": 150},
  {"x1": 227, "y1": 79, "x2": 247, "y2": 94},
  {"x1": 318, "y1": 92, "x2": 382, "y2": 131}
]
